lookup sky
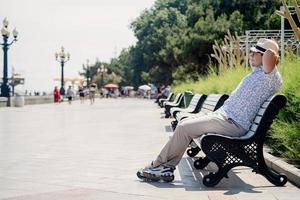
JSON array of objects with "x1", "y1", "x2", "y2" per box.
[{"x1": 0, "y1": 0, "x2": 155, "y2": 93}]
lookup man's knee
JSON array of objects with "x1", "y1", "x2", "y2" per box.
[
  {"x1": 174, "y1": 122, "x2": 190, "y2": 138},
  {"x1": 176, "y1": 121, "x2": 185, "y2": 132},
  {"x1": 178, "y1": 117, "x2": 190, "y2": 127},
  {"x1": 176, "y1": 117, "x2": 207, "y2": 139}
]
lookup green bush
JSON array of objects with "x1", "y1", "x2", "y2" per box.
[
  {"x1": 173, "y1": 56, "x2": 300, "y2": 160},
  {"x1": 270, "y1": 55, "x2": 300, "y2": 159},
  {"x1": 173, "y1": 66, "x2": 250, "y2": 94}
]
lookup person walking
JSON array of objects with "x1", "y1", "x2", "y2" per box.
[
  {"x1": 137, "y1": 38, "x2": 283, "y2": 182},
  {"x1": 53, "y1": 86, "x2": 60, "y2": 103},
  {"x1": 78, "y1": 86, "x2": 85, "y2": 104},
  {"x1": 89, "y1": 83, "x2": 97, "y2": 104},
  {"x1": 66, "y1": 86, "x2": 74, "y2": 105}
]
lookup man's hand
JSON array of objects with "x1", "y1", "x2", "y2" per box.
[{"x1": 262, "y1": 49, "x2": 279, "y2": 74}]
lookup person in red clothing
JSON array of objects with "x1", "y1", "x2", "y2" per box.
[{"x1": 53, "y1": 86, "x2": 60, "y2": 103}]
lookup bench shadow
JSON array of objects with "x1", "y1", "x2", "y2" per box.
[
  {"x1": 164, "y1": 125, "x2": 173, "y2": 132},
  {"x1": 141, "y1": 157, "x2": 278, "y2": 195},
  {"x1": 177, "y1": 157, "x2": 264, "y2": 194}
]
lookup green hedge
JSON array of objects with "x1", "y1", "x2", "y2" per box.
[
  {"x1": 173, "y1": 55, "x2": 300, "y2": 160},
  {"x1": 269, "y1": 55, "x2": 300, "y2": 159}
]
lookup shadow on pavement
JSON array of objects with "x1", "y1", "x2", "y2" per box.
[
  {"x1": 177, "y1": 157, "x2": 266, "y2": 194},
  {"x1": 164, "y1": 125, "x2": 173, "y2": 132},
  {"x1": 140, "y1": 157, "x2": 270, "y2": 195}
]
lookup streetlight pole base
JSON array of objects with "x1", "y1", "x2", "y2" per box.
[
  {"x1": 60, "y1": 87, "x2": 65, "y2": 96},
  {"x1": 0, "y1": 84, "x2": 10, "y2": 97}
]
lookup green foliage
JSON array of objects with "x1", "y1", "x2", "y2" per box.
[
  {"x1": 131, "y1": 1, "x2": 189, "y2": 85},
  {"x1": 126, "y1": 0, "x2": 281, "y2": 86},
  {"x1": 173, "y1": 57, "x2": 300, "y2": 160},
  {"x1": 269, "y1": 120, "x2": 300, "y2": 159},
  {"x1": 268, "y1": 56, "x2": 300, "y2": 159},
  {"x1": 79, "y1": 60, "x2": 123, "y2": 87},
  {"x1": 90, "y1": 0, "x2": 285, "y2": 87},
  {"x1": 173, "y1": 66, "x2": 249, "y2": 94}
]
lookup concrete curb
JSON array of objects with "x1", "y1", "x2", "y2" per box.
[{"x1": 264, "y1": 150, "x2": 300, "y2": 187}]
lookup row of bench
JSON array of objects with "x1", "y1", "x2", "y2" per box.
[{"x1": 157, "y1": 92, "x2": 288, "y2": 187}]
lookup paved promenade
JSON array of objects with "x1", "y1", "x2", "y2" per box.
[{"x1": 0, "y1": 98, "x2": 299, "y2": 200}]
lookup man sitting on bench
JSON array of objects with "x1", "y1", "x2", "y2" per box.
[{"x1": 137, "y1": 38, "x2": 283, "y2": 182}]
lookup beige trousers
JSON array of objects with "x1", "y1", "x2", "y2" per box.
[{"x1": 153, "y1": 112, "x2": 246, "y2": 168}]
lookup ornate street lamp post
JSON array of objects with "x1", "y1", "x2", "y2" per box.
[
  {"x1": 82, "y1": 59, "x2": 90, "y2": 87},
  {"x1": 97, "y1": 64, "x2": 107, "y2": 88},
  {"x1": 55, "y1": 46, "x2": 70, "y2": 96},
  {"x1": 1, "y1": 18, "x2": 18, "y2": 97}
]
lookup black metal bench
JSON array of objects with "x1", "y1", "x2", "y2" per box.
[
  {"x1": 190, "y1": 94, "x2": 287, "y2": 187},
  {"x1": 164, "y1": 93, "x2": 184, "y2": 118},
  {"x1": 158, "y1": 92, "x2": 174, "y2": 108},
  {"x1": 170, "y1": 94, "x2": 207, "y2": 118},
  {"x1": 171, "y1": 94, "x2": 229, "y2": 130},
  {"x1": 161, "y1": 93, "x2": 180, "y2": 108}
]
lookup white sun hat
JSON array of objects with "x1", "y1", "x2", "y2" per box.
[{"x1": 250, "y1": 38, "x2": 279, "y2": 54}]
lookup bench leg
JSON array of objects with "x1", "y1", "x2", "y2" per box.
[
  {"x1": 171, "y1": 120, "x2": 177, "y2": 130},
  {"x1": 187, "y1": 140, "x2": 201, "y2": 157},
  {"x1": 202, "y1": 166, "x2": 230, "y2": 187},
  {"x1": 258, "y1": 159, "x2": 287, "y2": 186},
  {"x1": 194, "y1": 156, "x2": 210, "y2": 169},
  {"x1": 186, "y1": 146, "x2": 201, "y2": 157}
]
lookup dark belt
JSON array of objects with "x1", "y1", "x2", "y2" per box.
[
  {"x1": 227, "y1": 118, "x2": 234, "y2": 123},
  {"x1": 227, "y1": 118, "x2": 243, "y2": 129}
]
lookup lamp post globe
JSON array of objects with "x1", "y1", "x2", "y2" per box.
[{"x1": 1, "y1": 17, "x2": 18, "y2": 97}]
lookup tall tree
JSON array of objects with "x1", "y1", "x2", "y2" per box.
[{"x1": 106, "y1": 0, "x2": 284, "y2": 86}]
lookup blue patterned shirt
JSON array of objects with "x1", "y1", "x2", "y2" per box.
[{"x1": 216, "y1": 66, "x2": 282, "y2": 130}]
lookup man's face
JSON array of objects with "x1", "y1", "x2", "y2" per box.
[{"x1": 249, "y1": 51, "x2": 263, "y2": 67}]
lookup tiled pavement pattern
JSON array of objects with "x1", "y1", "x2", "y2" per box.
[{"x1": 0, "y1": 98, "x2": 299, "y2": 200}]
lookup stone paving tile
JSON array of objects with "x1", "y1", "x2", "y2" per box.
[
  {"x1": 0, "y1": 188, "x2": 165, "y2": 200},
  {"x1": 0, "y1": 99, "x2": 299, "y2": 200}
]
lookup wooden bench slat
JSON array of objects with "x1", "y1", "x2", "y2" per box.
[
  {"x1": 258, "y1": 108, "x2": 266, "y2": 116},
  {"x1": 201, "y1": 106, "x2": 215, "y2": 112},
  {"x1": 175, "y1": 94, "x2": 228, "y2": 122},
  {"x1": 250, "y1": 124, "x2": 258, "y2": 132},
  {"x1": 261, "y1": 101, "x2": 270, "y2": 108},
  {"x1": 254, "y1": 116, "x2": 262, "y2": 124}
]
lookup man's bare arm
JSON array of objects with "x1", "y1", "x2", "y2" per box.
[{"x1": 262, "y1": 49, "x2": 279, "y2": 74}]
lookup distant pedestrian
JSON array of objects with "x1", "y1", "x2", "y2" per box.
[
  {"x1": 78, "y1": 86, "x2": 85, "y2": 104},
  {"x1": 103, "y1": 88, "x2": 109, "y2": 98},
  {"x1": 89, "y1": 83, "x2": 97, "y2": 104},
  {"x1": 99, "y1": 87, "x2": 104, "y2": 98},
  {"x1": 53, "y1": 86, "x2": 60, "y2": 103},
  {"x1": 66, "y1": 86, "x2": 74, "y2": 105}
]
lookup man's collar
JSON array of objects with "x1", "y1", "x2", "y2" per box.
[{"x1": 252, "y1": 65, "x2": 263, "y2": 72}]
